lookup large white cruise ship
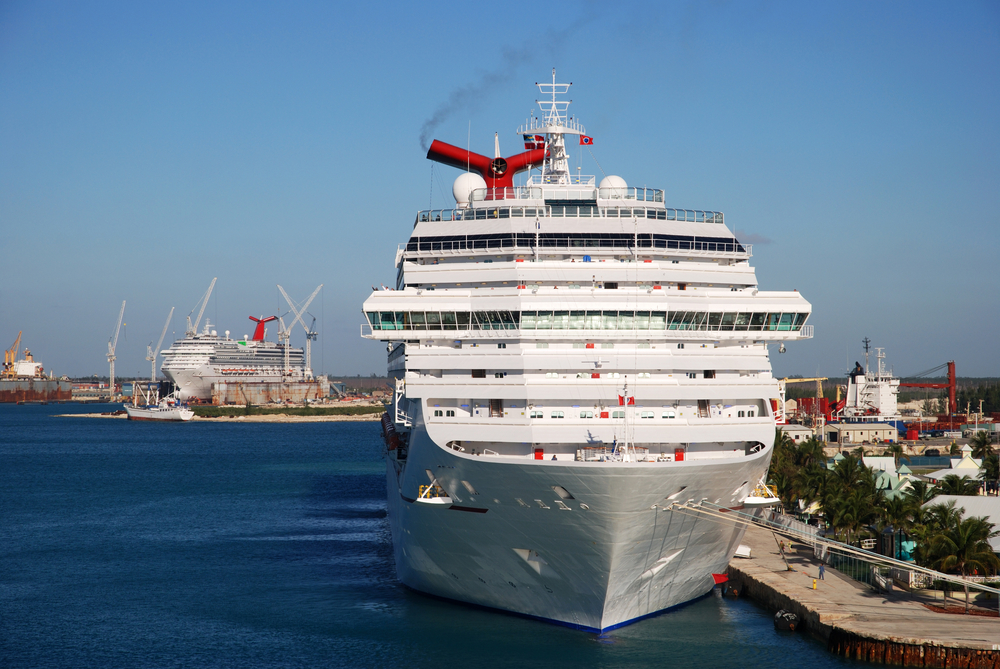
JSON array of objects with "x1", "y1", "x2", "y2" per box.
[
  {"x1": 362, "y1": 73, "x2": 813, "y2": 632},
  {"x1": 161, "y1": 317, "x2": 305, "y2": 401}
]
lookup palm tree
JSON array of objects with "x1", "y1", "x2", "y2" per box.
[
  {"x1": 970, "y1": 431, "x2": 995, "y2": 460},
  {"x1": 937, "y1": 474, "x2": 980, "y2": 496},
  {"x1": 905, "y1": 480, "x2": 938, "y2": 507},
  {"x1": 882, "y1": 442, "x2": 907, "y2": 467},
  {"x1": 949, "y1": 441, "x2": 961, "y2": 457},
  {"x1": 931, "y1": 515, "x2": 1000, "y2": 612},
  {"x1": 981, "y1": 455, "x2": 1000, "y2": 496}
]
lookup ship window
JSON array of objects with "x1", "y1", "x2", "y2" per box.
[
  {"x1": 678, "y1": 283, "x2": 687, "y2": 290},
  {"x1": 551, "y1": 411, "x2": 564, "y2": 419},
  {"x1": 494, "y1": 372, "x2": 506, "y2": 378},
  {"x1": 635, "y1": 311, "x2": 650, "y2": 329},
  {"x1": 720, "y1": 313, "x2": 736, "y2": 331},
  {"x1": 530, "y1": 410, "x2": 543, "y2": 418},
  {"x1": 604, "y1": 282, "x2": 618, "y2": 289},
  {"x1": 545, "y1": 372, "x2": 558, "y2": 378},
  {"x1": 433, "y1": 410, "x2": 443, "y2": 417},
  {"x1": 456, "y1": 312, "x2": 470, "y2": 329},
  {"x1": 489, "y1": 399, "x2": 503, "y2": 417},
  {"x1": 612, "y1": 410, "x2": 624, "y2": 419},
  {"x1": 366, "y1": 312, "x2": 379, "y2": 330},
  {"x1": 734, "y1": 312, "x2": 751, "y2": 330},
  {"x1": 704, "y1": 370, "x2": 716, "y2": 379},
  {"x1": 707, "y1": 312, "x2": 722, "y2": 330},
  {"x1": 552, "y1": 311, "x2": 570, "y2": 329},
  {"x1": 536, "y1": 342, "x2": 549, "y2": 348},
  {"x1": 446, "y1": 410, "x2": 455, "y2": 417},
  {"x1": 748, "y1": 409, "x2": 755, "y2": 417},
  {"x1": 601, "y1": 343, "x2": 614, "y2": 349},
  {"x1": 638, "y1": 342, "x2": 651, "y2": 349},
  {"x1": 778, "y1": 313, "x2": 794, "y2": 331},
  {"x1": 408, "y1": 312, "x2": 425, "y2": 329},
  {"x1": 579, "y1": 411, "x2": 594, "y2": 419},
  {"x1": 472, "y1": 369, "x2": 486, "y2": 378},
  {"x1": 602, "y1": 311, "x2": 617, "y2": 330},
  {"x1": 641, "y1": 411, "x2": 654, "y2": 419},
  {"x1": 749, "y1": 312, "x2": 766, "y2": 330},
  {"x1": 638, "y1": 372, "x2": 650, "y2": 378},
  {"x1": 425, "y1": 312, "x2": 442, "y2": 329},
  {"x1": 663, "y1": 410, "x2": 676, "y2": 419},
  {"x1": 441, "y1": 312, "x2": 457, "y2": 330},
  {"x1": 569, "y1": 311, "x2": 585, "y2": 329},
  {"x1": 521, "y1": 311, "x2": 536, "y2": 329},
  {"x1": 536, "y1": 311, "x2": 553, "y2": 330},
  {"x1": 572, "y1": 343, "x2": 585, "y2": 349},
  {"x1": 618, "y1": 311, "x2": 634, "y2": 330},
  {"x1": 738, "y1": 410, "x2": 745, "y2": 417},
  {"x1": 585, "y1": 311, "x2": 602, "y2": 329},
  {"x1": 497, "y1": 343, "x2": 506, "y2": 348},
  {"x1": 687, "y1": 372, "x2": 697, "y2": 379},
  {"x1": 379, "y1": 312, "x2": 398, "y2": 330}
]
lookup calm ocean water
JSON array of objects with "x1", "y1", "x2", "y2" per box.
[{"x1": 0, "y1": 404, "x2": 858, "y2": 668}]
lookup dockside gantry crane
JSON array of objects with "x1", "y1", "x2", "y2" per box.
[
  {"x1": 3, "y1": 331, "x2": 22, "y2": 379},
  {"x1": 107, "y1": 301, "x2": 126, "y2": 402},
  {"x1": 277, "y1": 284, "x2": 323, "y2": 378},
  {"x1": 147, "y1": 307, "x2": 174, "y2": 385},
  {"x1": 776, "y1": 377, "x2": 828, "y2": 426}
]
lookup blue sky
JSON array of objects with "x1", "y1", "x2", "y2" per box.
[{"x1": 2, "y1": 1, "x2": 997, "y2": 380}]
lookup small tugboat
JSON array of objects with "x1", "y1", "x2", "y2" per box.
[
  {"x1": 126, "y1": 383, "x2": 193, "y2": 422},
  {"x1": 773, "y1": 609, "x2": 800, "y2": 631}
]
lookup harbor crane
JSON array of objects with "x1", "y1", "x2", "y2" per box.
[
  {"x1": 277, "y1": 284, "x2": 323, "y2": 378},
  {"x1": 107, "y1": 300, "x2": 126, "y2": 402},
  {"x1": 3, "y1": 331, "x2": 22, "y2": 379},
  {"x1": 147, "y1": 307, "x2": 174, "y2": 384},
  {"x1": 776, "y1": 377, "x2": 827, "y2": 426},
  {"x1": 186, "y1": 278, "x2": 217, "y2": 336},
  {"x1": 900, "y1": 361, "x2": 956, "y2": 417}
]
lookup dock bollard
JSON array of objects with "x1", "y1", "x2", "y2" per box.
[{"x1": 812, "y1": 579, "x2": 817, "y2": 590}]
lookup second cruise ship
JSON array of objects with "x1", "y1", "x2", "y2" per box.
[{"x1": 363, "y1": 72, "x2": 813, "y2": 631}]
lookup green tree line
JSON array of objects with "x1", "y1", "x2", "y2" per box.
[{"x1": 768, "y1": 431, "x2": 999, "y2": 580}]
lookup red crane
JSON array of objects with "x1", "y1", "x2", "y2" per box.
[{"x1": 899, "y1": 361, "x2": 956, "y2": 416}]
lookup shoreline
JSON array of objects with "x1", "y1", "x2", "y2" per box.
[{"x1": 56, "y1": 412, "x2": 383, "y2": 423}]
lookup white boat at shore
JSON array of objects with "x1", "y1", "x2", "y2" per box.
[{"x1": 126, "y1": 383, "x2": 194, "y2": 422}]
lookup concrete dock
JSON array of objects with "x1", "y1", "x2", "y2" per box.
[{"x1": 728, "y1": 523, "x2": 1000, "y2": 666}]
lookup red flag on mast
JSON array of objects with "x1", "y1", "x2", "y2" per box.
[{"x1": 618, "y1": 395, "x2": 634, "y2": 406}]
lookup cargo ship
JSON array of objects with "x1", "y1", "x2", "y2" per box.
[{"x1": 1, "y1": 332, "x2": 72, "y2": 403}]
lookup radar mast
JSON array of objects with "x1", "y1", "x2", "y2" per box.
[{"x1": 518, "y1": 69, "x2": 585, "y2": 185}]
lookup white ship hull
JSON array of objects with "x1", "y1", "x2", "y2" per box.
[
  {"x1": 386, "y1": 422, "x2": 770, "y2": 631},
  {"x1": 364, "y1": 74, "x2": 811, "y2": 632}
]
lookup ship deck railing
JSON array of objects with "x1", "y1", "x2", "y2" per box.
[
  {"x1": 361, "y1": 322, "x2": 814, "y2": 340},
  {"x1": 467, "y1": 182, "x2": 664, "y2": 204},
  {"x1": 415, "y1": 204, "x2": 722, "y2": 225},
  {"x1": 400, "y1": 241, "x2": 749, "y2": 260}
]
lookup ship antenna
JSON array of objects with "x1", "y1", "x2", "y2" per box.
[{"x1": 520, "y1": 68, "x2": 581, "y2": 186}]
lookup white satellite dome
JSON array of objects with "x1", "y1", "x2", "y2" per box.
[
  {"x1": 453, "y1": 172, "x2": 487, "y2": 207},
  {"x1": 599, "y1": 175, "x2": 628, "y2": 199}
]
